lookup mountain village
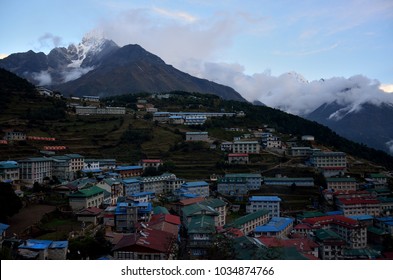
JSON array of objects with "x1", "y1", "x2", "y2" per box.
[{"x1": 1, "y1": 88, "x2": 393, "y2": 261}]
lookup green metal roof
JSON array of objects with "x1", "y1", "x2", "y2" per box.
[
  {"x1": 225, "y1": 209, "x2": 270, "y2": 229},
  {"x1": 343, "y1": 248, "x2": 381, "y2": 258},
  {"x1": 200, "y1": 198, "x2": 226, "y2": 209},
  {"x1": 297, "y1": 211, "x2": 325, "y2": 219},
  {"x1": 225, "y1": 173, "x2": 261, "y2": 178},
  {"x1": 367, "y1": 226, "x2": 388, "y2": 235},
  {"x1": 315, "y1": 229, "x2": 343, "y2": 241},
  {"x1": 182, "y1": 203, "x2": 219, "y2": 218},
  {"x1": 187, "y1": 215, "x2": 215, "y2": 234},
  {"x1": 153, "y1": 206, "x2": 170, "y2": 215},
  {"x1": 68, "y1": 186, "x2": 104, "y2": 198}
]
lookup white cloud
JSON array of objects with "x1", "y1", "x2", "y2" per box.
[
  {"x1": 380, "y1": 84, "x2": 393, "y2": 93},
  {"x1": 184, "y1": 61, "x2": 393, "y2": 116},
  {"x1": 62, "y1": 67, "x2": 94, "y2": 83},
  {"x1": 152, "y1": 7, "x2": 198, "y2": 23},
  {"x1": 386, "y1": 140, "x2": 393, "y2": 154},
  {"x1": 96, "y1": 8, "x2": 241, "y2": 66},
  {"x1": 32, "y1": 71, "x2": 52, "y2": 86},
  {"x1": 0, "y1": 53, "x2": 8, "y2": 59}
]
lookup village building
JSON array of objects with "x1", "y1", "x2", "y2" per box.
[
  {"x1": 254, "y1": 217, "x2": 294, "y2": 238},
  {"x1": 18, "y1": 240, "x2": 68, "y2": 260},
  {"x1": 232, "y1": 140, "x2": 260, "y2": 154},
  {"x1": 263, "y1": 177, "x2": 314, "y2": 187},
  {"x1": 179, "y1": 181, "x2": 210, "y2": 198},
  {"x1": 68, "y1": 186, "x2": 105, "y2": 211},
  {"x1": 0, "y1": 161, "x2": 19, "y2": 182},
  {"x1": 114, "y1": 166, "x2": 143, "y2": 178},
  {"x1": 326, "y1": 177, "x2": 358, "y2": 192},
  {"x1": 112, "y1": 228, "x2": 176, "y2": 260},
  {"x1": 310, "y1": 151, "x2": 347, "y2": 177},
  {"x1": 139, "y1": 159, "x2": 163, "y2": 170},
  {"x1": 225, "y1": 209, "x2": 270, "y2": 235},
  {"x1": 187, "y1": 215, "x2": 216, "y2": 259},
  {"x1": 76, "y1": 207, "x2": 103, "y2": 225},
  {"x1": 246, "y1": 196, "x2": 282, "y2": 218},
  {"x1": 336, "y1": 197, "x2": 381, "y2": 217},
  {"x1": 217, "y1": 173, "x2": 261, "y2": 195},
  {"x1": 18, "y1": 157, "x2": 53, "y2": 185},
  {"x1": 227, "y1": 153, "x2": 249, "y2": 164},
  {"x1": 3, "y1": 130, "x2": 26, "y2": 141},
  {"x1": 185, "y1": 131, "x2": 209, "y2": 142}
]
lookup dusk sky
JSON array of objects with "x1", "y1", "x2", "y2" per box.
[{"x1": 1, "y1": 0, "x2": 393, "y2": 100}]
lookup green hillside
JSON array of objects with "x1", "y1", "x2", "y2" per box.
[{"x1": 1, "y1": 69, "x2": 393, "y2": 177}]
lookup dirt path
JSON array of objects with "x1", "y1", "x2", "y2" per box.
[{"x1": 5, "y1": 204, "x2": 56, "y2": 237}]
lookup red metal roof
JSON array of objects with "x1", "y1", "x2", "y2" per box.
[
  {"x1": 302, "y1": 215, "x2": 359, "y2": 228},
  {"x1": 178, "y1": 197, "x2": 205, "y2": 206},
  {"x1": 150, "y1": 213, "x2": 181, "y2": 225},
  {"x1": 258, "y1": 237, "x2": 319, "y2": 252},
  {"x1": 228, "y1": 153, "x2": 249, "y2": 157},
  {"x1": 141, "y1": 159, "x2": 162, "y2": 163},
  {"x1": 337, "y1": 197, "x2": 380, "y2": 205},
  {"x1": 77, "y1": 207, "x2": 103, "y2": 216},
  {"x1": 112, "y1": 228, "x2": 174, "y2": 253}
]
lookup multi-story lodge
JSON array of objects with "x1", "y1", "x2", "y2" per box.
[
  {"x1": 326, "y1": 177, "x2": 358, "y2": 192},
  {"x1": 68, "y1": 185, "x2": 105, "y2": 211},
  {"x1": 254, "y1": 217, "x2": 294, "y2": 238},
  {"x1": 139, "y1": 159, "x2": 163, "y2": 170},
  {"x1": 218, "y1": 173, "x2": 262, "y2": 195},
  {"x1": 301, "y1": 215, "x2": 367, "y2": 250},
  {"x1": 227, "y1": 153, "x2": 249, "y2": 164},
  {"x1": 246, "y1": 196, "x2": 282, "y2": 218},
  {"x1": 232, "y1": 140, "x2": 260, "y2": 154},
  {"x1": 185, "y1": 132, "x2": 209, "y2": 142},
  {"x1": 0, "y1": 161, "x2": 19, "y2": 182},
  {"x1": 310, "y1": 151, "x2": 347, "y2": 177},
  {"x1": 263, "y1": 177, "x2": 314, "y2": 187},
  {"x1": 18, "y1": 157, "x2": 53, "y2": 184},
  {"x1": 336, "y1": 197, "x2": 381, "y2": 217},
  {"x1": 52, "y1": 154, "x2": 84, "y2": 181},
  {"x1": 225, "y1": 209, "x2": 270, "y2": 235},
  {"x1": 75, "y1": 106, "x2": 126, "y2": 115}
]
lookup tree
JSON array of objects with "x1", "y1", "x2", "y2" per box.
[{"x1": 0, "y1": 182, "x2": 23, "y2": 222}]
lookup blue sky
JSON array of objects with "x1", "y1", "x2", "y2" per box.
[{"x1": 1, "y1": 0, "x2": 393, "y2": 93}]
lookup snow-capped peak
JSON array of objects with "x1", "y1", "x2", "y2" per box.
[{"x1": 67, "y1": 31, "x2": 114, "y2": 68}]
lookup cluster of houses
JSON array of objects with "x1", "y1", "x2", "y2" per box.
[
  {"x1": 1, "y1": 145, "x2": 392, "y2": 260},
  {"x1": 1, "y1": 100, "x2": 393, "y2": 259}
]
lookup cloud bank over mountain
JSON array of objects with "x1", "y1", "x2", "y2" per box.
[{"x1": 189, "y1": 62, "x2": 393, "y2": 116}]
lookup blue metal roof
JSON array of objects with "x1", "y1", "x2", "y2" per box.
[
  {"x1": 325, "y1": 210, "x2": 344, "y2": 216},
  {"x1": 50, "y1": 241, "x2": 69, "y2": 249},
  {"x1": 376, "y1": 217, "x2": 393, "y2": 222},
  {"x1": 129, "y1": 191, "x2": 154, "y2": 197},
  {"x1": 115, "y1": 166, "x2": 142, "y2": 171},
  {"x1": 348, "y1": 215, "x2": 373, "y2": 221},
  {"x1": 81, "y1": 168, "x2": 102, "y2": 173},
  {"x1": 19, "y1": 239, "x2": 52, "y2": 250},
  {"x1": 0, "y1": 223, "x2": 10, "y2": 235},
  {"x1": 249, "y1": 196, "x2": 281, "y2": 202},
  {"x1": 254, "y1": 217, "x2": 294, "y2": 233},
  {"x1": 123, "y1": 178, "x2": 140, "y2": 184},
  {"x1": 181, "y1": 181, "x2": 209, "y2": 188}
]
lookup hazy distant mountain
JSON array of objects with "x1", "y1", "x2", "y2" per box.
[
  {"x1": 305, "y1": 101, "x2": 393, "y2": 155},
  {"x1": 0, "y1": 35, "x2": 245, "y2": 102}
]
